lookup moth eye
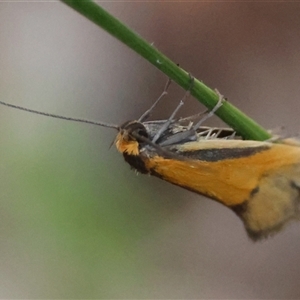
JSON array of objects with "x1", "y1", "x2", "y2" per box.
[
  {"x1": 136, "y1": 128, "x2": 148, "y2": 138},
  {"x1": 124, "y1": 121, "x2": 149, "y2": 141}
]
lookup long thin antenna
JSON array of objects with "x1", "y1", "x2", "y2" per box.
[{"x1": 0, "y1": 100, "x2": 119, "y2": 129}]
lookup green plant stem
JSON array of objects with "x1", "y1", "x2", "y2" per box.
[{"x1": 60, "y1": 0, "x2": 271, "y2": 141}]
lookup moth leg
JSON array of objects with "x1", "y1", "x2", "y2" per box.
[
  {"x1": 192, "y1": 89, "x2": 224, "y2": 131},
  {"x1": 152, "y1": 75, "x2": 195, "y2": 143},
  {"x1": 170, "y1": 89, "x2": 224, "y2": 142},
  {"x1": 138, "y1": 78, "x2": 172, "y2": 122},
  {"x1": 178, "y1": 110, "x2": 208, "y2": 123}
]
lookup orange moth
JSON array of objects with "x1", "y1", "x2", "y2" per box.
[{"x1": 1, "y1": 83, "x2": 300, "y2": 241}]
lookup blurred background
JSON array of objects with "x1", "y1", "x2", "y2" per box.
[{"x1": 1, "y1": 2, "x2": 300, "y2": 298}]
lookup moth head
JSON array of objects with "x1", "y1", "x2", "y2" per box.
[{"x1": 115, "y1": 121, "x2": 149, "y2": 155}]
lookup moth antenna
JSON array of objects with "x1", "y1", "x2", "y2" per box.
[{"x1": 0, "y1": 100, "x2": 119, "y2": 130}]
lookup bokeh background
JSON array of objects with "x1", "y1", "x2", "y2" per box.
[{"x1": 1, "y1": 2, "x2": 300, "y2": 298}]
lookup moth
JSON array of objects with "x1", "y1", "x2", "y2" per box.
[
  {"x1": 115, "y1": 118, "x2": 300, "y2": 241},
  {"x1": 1, "y1": 82, "x2": 300, "y2": 241}
]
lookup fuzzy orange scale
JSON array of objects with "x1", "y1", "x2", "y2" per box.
[{"x1": 115, "y1": 132, "x2": 140, "y2": 156}]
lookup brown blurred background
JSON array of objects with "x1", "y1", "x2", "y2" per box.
[{"x1": 1, "y1": 2, "x2": 300, "y2": 298}]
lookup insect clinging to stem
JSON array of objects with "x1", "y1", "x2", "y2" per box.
[{"x1": 1, "y1": 78, "x2": 300, "y2": 241}]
